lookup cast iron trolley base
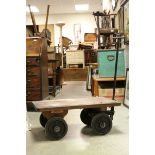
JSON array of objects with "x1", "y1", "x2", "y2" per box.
[{"x1": 33, "y1": 97, "x2": 121, "y2": 140}]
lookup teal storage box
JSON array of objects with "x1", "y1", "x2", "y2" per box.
[{"x1": 98, "y1": 49, "x2": 125, "y2": 77}]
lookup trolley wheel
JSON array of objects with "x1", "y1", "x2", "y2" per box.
[
  {"x1": 45, "y1": 117, "x2": 68, "y2": 140},
  {"x1": 91, "y1": 113, "x2": 112, "y2": 135},
  {"x1": 40, "y1": 113, "x2": 48, "y2": 128},
  {"x1": 80, "y1": 108, "x2": 97, "y2": 126}
]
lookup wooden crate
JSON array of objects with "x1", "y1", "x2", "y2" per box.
[
  {"x1": 91, "y1": 75, "x2": 126, "y2": 103},
  {"x1": 63, "y1": 68, "x2": 88, "y2": 81}
]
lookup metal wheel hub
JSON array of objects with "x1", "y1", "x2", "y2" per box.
[
  {"x1": 54, "y1": 126, "x2": 61, "y2": 133},
  {"x1": 99, "y1": 122, "x2": 106, "y2": 128}
]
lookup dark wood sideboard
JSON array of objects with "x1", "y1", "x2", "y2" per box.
[{"x1": 26, "y1": 37, "x2": 49, "y2": 111}]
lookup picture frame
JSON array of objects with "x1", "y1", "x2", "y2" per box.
[
  {"x1": 123, "y1": 68, "x2": 129, "y2": 108},
  {"x1": 122, "y1": 0, "x2": 129, "y2": 44},
  {"x1": 117, "y1": 6, "x2": 124, "y2": 34}
]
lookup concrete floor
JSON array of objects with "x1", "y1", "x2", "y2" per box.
[{"x1": 26, "y1": 81, "x2": 129, "y2": 155}]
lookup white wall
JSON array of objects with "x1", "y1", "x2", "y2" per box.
[
  {"x1": 26, "y1": 13, "x2": 97, "y2": 46},
  {"x1": 113, "y1": 0, "x2": 122, "y2": 14},
  {"x1": 102, "y1": 0, "x2": 112, "y2": 12}
]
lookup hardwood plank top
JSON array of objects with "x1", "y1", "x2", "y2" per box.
[
  {"x1": 26, "y1": 53, "x2": 40, "y2": 57},
  {"x1": 92, "y1": 75, "x2": 126, "y2": 81},
  {"x1": 32, "y1": 97, "x2": 121, "y2": 112}
]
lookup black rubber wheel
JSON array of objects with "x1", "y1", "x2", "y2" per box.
[
  {"x1": 45, "y1": 117, "x2": 68, "y2": 140},
  {"x1": 91, "y1": 113, "x2": 112, "y2": 135},
  {"x1": 80, "y1": 108, "x2": 97, "y2": 126},
  {"x1": 40, "y1": 113, "x2": 48, "y2": 128}
]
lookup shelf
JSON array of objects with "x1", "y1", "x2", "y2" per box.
[{"x1": 92, "y1": 75, "x2": 126, "y2": 82}]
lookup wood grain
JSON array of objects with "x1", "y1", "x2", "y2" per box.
[
  {"x1": 33, "y1": 97, "x2": 121, "y2": 112},
  {"x1": 26, "y1": 37, "x2": 49, "y2": 110},
  {"x1": 63, "y1": 68, "x2": 88, "y2": 81},
  {"x1": 92, "y1": 75, "x2": 126, "y2": 81}
]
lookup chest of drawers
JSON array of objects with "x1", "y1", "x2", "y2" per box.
[{"x1": 26, "y1": 37, "x2": 49, "y2": 110}]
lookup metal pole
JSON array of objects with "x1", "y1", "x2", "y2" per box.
[
  {"x1": 56, "y1": 22, "x2": 65, "y2": 68},
  {"x1": 111, "y1": 37, "x2": 120, "y2": 115},
  {"x1": 112, "y1": 38, "x2": 120, "y2": 100},
  {"x1": 59, "y1": 26, "x2": 63, "y2": 67}
]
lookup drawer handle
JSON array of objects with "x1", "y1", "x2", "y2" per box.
[
  {"x1": 107, "y1": 55, "x2": 115, "y2": 61},
  {"x1": 27, "y1": 80, "x2": 31, "y2": 82},
  {"x1": 27, "y1": 60, "x2": 31, "y2": 63},
  {"x1": 27, "y1": 70, "x2": 31, "y2": 72}
]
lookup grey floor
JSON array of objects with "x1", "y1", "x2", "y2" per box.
[{"x1": 26, "y1": 81, "x2": 129, "y2": 155}]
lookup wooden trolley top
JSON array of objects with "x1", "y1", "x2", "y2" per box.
[{"x1": 33, "y1": 97, "x2": 121, "y2": 112}]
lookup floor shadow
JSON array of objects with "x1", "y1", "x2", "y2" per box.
[
  {"x1": 81, "y1": 125, "x2": 124, "y2": 136},
  {"x1": 28, "y1": 124, "x2": 124, "y2": 142},
  {"x1": 81, "y1": 126, "x2": 95, "y2": 136},
  {"x1": 29, "y1": 127, "x2": 49, "y2": 142},
  {"x1": 29, "y1": 124, "x2": 84, "y2": 142}
]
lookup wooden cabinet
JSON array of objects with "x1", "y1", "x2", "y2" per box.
[
  {"x1": 91, "y1": 75, "x2": 126, "y2": 103},
  {"x1": 26, "y1": 37, "x2": 49, "y2": 110},
  {"x1": 48, "y1": 60, "x2": 63, "y2": 97},
  {"x1": 84, "y1": 49, "x2": 97, "y2": 65}
]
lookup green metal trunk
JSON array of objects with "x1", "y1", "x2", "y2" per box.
[{"x1": 98, "y1": 49, "x2": 125, "y2": 77}]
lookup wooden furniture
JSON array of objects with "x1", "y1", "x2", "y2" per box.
[
  {"x1": 98, "y1": 49, "x2": 125, "y2": 77},
  {"x1": 86, "y1": 63, "x2": 98, "y2": 90},
  {"x1": 91, "y1": 75, "x2": 126, "y2": 102},
  {"x1": 48, "y1": 60, "x2": 63, "y2": 97},
  {"x1": 84, "y1": 49, "x2": 97, "y2": 65},
  {"x1": 66, "y1": 50, "x2": 85, "y2": 68},
  {"x1": 76, "y1": 44, "x2": 97, "y2": 66},
  {"x1": 26, "y1": 37, "x2": 49, "y2": 110},
  {"x1": 47, "y1": 49, "x2": 63, "y2": 96},
  {"x1": 84, "y1": 33, "x2": 97, "y2": 42},
  {"x1": 63, "y1": 68, "x2": 87, "y2": 81},
  {"x1": 38, "y1": 24, "x2": 55, "y2": 46},
  {"x1": 93, "y1": 11, "x2": 118, "y2": 49},
  {"x1": 33, "y1": 97, "x2": 120, "y2": 111},
  {"x1": 33, "y1": 97, "x2": 121, "y2": 140}
]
